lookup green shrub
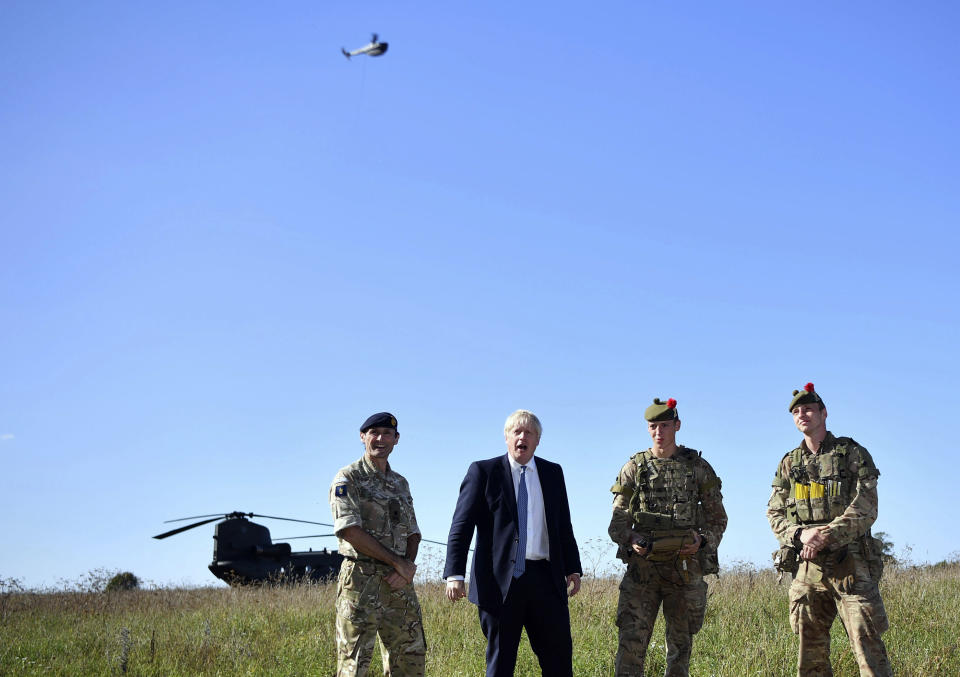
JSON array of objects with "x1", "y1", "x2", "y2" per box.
[{"x1": 105, "y1": 572, "x2": 140, "y2": 592}]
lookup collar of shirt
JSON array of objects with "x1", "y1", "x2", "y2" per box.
[
  {"x1": 360, "y1": 454, "x2": 393, "y2": 478},
  {"x1": 507, "y1": 454, "x2": 538, "y2": 477}
]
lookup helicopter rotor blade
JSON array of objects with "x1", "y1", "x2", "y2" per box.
[
  {"x1": 276, "y1": 533, "x2": 337, "y2": 540},
  {"x1": 274, "y1": 533, "x2": 448, "y2": 547},
  {"x1": 249, "y1": 513, "x2": 334, "y2": 527},
  {"x1": 162, "y1": 512, "x2": 241, "y2": 524},
  {"x1": 153, "y1": 516, "x2": 225, "y2": 539}
]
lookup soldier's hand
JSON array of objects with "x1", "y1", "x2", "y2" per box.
[
  {"x1": 566, "y1": 573, "x2": 581, "y2": 597},
  {"x1": 445, "y1": 580, "x2": 466, "y2": 602},
  {"x1": 629, "y1": 532, "x2": 650, "y2": 557},
  {"x1": 393, "y1": 558, "x2": 417, "y2": 584},
  {"x1": 799, "y1": 526, "x2": 830, "y2": 559},
  {"x1": 384, "y1": 571, "x2": 408, "y2": 590},
  {"x1": 678, "y1": 531, "x2": 702, "y2": 556}
]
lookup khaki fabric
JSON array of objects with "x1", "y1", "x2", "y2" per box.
[
  {"x1": 335, "y1": 559, "x2": 425, "y2": 677},
  {"x1": 767, "y1": 431, "x2": 891, "y2": 677}
]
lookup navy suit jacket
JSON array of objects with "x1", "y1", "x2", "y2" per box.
[{"x1": 444, "y1": 454, "x2": 582, "y2": 608}]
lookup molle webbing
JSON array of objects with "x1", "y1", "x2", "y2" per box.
[
  {"x1": 788, "y1": 442, "x2": 854, "y2": 525},
  {"x1": 627, "y1": 448, "x2": 702, "y2": 531}
]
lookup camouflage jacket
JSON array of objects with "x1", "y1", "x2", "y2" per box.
[
  {"x1": 330, "y1": 455, "x2": 420, "y2": 561},
  {"x1": 609, "y1": 445, "x2": 727, "y2": 551},
  {"x1": 767, "y1": 431, "x2": 880, "y2": 548}
]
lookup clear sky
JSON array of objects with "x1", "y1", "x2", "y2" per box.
[{"x1": 2, "y1": 2, "x2": 958, "y2": 588}]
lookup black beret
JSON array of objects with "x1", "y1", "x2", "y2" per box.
[
  {"x1": 789, "y1": 383, "x2": 824, "y2": 412},
  {"x1": 359, "y1": 412, "x2": 398, "y2": 432},
  {"x1": 645, "y1": 398, "x2": 679, "y2": 422}
]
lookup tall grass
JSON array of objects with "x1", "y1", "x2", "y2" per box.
[{"x1": 2, "y1": 560, "x2": 957, "y2": 676}]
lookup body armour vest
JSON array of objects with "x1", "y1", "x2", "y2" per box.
[
  {"x1": 627, "y1": 446, "x2": 705, "y2": 532},
  {"x1": 780, "y1": 437, "x2": 877, "y2": 526}
]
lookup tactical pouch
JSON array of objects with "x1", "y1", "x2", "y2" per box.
[
  {"x1": 646, "y1": 531, "x2": 694, "y2": 563},
  {"x1": 698, "y1": 544, "x2": 719, "y2": 575},
  {"x1": 862, "y1": 535, "x2": 885, "y2": 581},
  {"x1": 772, "y1": 545, "x2": 799, "y2": 576},
  {"x1": 825, "y1": 546, "x2": 855, "y2": 593}
]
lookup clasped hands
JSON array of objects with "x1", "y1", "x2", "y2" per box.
[
  {"x1": 385, "y1": 558, "x2": 417, "y2": 590},
  {"x1": 797, "y1": 526, "x2": 830, "y2": 560}
]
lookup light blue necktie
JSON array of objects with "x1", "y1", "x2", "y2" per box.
[{"x1": 514, "y1": 465, "x2": 528, "y2": 578}]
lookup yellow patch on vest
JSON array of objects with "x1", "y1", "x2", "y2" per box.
[{"x1": 794, "y1": 482, "x2": 826, "y2": 500}]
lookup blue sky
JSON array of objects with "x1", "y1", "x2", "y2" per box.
[{"x1": 2, "y1": 2, "x2": 958, "y2": 588}]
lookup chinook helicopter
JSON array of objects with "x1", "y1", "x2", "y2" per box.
[{"x1": 153, "y1": 511, "x2": 344, "y2": 585}]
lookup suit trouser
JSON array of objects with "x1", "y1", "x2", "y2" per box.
[{"x1": 478, "y1": 560, "x2": 573, "y2": 677}]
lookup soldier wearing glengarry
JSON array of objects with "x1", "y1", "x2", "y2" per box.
[
  {"x1": 608, "y1": 398, "x2": 727, "y2": 677},
  {"x1": 330, "y1": 412, "x2": 425, "y2": 677},
  {"x1": 767, "y1": 383, "x2": 892, "y2": 677}
]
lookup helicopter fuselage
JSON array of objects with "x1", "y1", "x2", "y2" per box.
[{"x1": 208, "y1": 516, "x2": 342, "y2": 585}]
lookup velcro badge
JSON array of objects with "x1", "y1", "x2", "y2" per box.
[{"x1": 335, "y1": 484, "x2": 348, "y2": 497}]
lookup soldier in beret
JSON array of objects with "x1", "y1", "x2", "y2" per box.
[
  {"x1": 767, "y1": 384, "x2": 892, "y2": 677},
  {"x1": 608, "y1": 398, "x2": 727, "y2": 677},
  {"x1": 330, "y1": 412, "x2": 425, "y2": 676}
]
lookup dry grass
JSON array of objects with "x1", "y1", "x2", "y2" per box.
[{"x1": 2, "y1": 560, "x2": 958, "y2": 676}]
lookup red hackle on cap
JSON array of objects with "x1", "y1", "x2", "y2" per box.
[
  {"x1": 666, "y1": 398, "x2": 677, "y2": 409},
  {"x1": 804, "y1": 382, "x2": 815, "y2": 393}
]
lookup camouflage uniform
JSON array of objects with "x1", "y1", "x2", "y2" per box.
[
  {"x1": 767, "y1": 432, "x2": 892, "y2": 677},
  {"x1": 609, "y1": 446, "x2": 727, "y2": 677},
  {"x1": 330, "y1": 455, "x2": 425, "y2": 677}
]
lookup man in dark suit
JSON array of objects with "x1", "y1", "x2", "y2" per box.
[{"x1": 444, "y1": 409, "x2": 582, "y2": 677}]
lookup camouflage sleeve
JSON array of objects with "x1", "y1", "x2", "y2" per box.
[
  {"x1": 696, "y1": 460, "x2": 727, "y2": 548},
  {"x1": 330, "y1": 469, "x2": 363, "y2": 533},
  {"x1": 823, "y1": 445, "x2": 880, "y2": 546},
  {"x1": 608, "y1": 459, "x2": 636, "y2": 546},
  {"x1": 399, "y1": 476, "x2": 421, "y2": 536},
  {"x1": 766, "y1": 455, "x2": 795, "y2": 546}
]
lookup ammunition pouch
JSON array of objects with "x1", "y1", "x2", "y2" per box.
[
  {"x1": 645, "y1": 530, "x2": 696, "y2": 563},
  {"x1": 698, "y1": 543, "x2": 719, "y2": 575},
  {"x1": 821, "y1": 545, "x2": 855, "y2": 592},
  {"x1": 862, "y1": 534, "x2": 885, "y2": 581},
  {"x1": 772, "y1": 544, "x2": 799, "y2": 576}
]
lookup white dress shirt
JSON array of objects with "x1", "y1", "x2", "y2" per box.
[{"x1": 508, "y1": 455, "x2": 549, "y2": 561}]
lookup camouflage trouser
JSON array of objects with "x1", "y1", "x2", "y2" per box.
[
  {"x1": 789, "y1": 554, "x2": 892, "y2": 677},
  {"x1": 335, "y1": 559, "x2": 426, "y2": 677},
  {"x1": 615, "y1": 556, "x2": 708, "y2": 677}
]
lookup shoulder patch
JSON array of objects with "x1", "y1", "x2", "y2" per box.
[{"x1": 334, "y1": 484, "x2": 348, "y2": 497}]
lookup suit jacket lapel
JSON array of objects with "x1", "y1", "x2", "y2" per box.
[
  {"x1": 499, "y1": 454, "x2": 519, "y2": 522},
  {"x1": 538, "y1": 459, "x2": 556, "y2": 526}
]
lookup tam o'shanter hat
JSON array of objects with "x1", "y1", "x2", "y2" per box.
[
  {"x1": 788, "y1": 383, "x2": 824, "y2": 412},
  {"x1": 645, "y1": 398, "x2": 679, "y2": 422}
]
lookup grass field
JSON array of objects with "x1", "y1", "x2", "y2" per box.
[{"x1": 2, "y1": 559, "x2": 958, "y2": 676}]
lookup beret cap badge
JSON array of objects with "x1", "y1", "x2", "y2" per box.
[{"x1": 359, "y1": 412, "x2": 399, "y2": 432}]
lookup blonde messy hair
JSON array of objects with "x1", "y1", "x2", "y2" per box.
[{"x1": 503, "y1": 409, "x2": 542, "y2": 438}]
